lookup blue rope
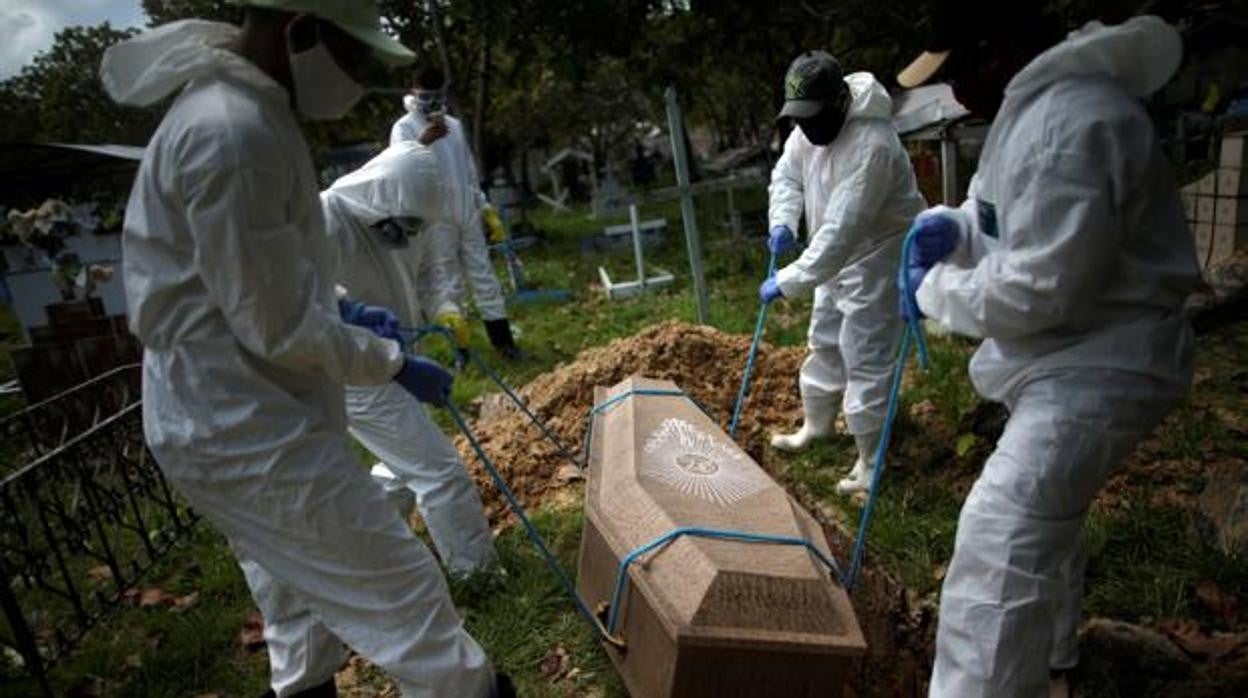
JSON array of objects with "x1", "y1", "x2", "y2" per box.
[
  {"x1": 605, "y1": 526, "x2": 844, "y2": 635},
  {"x1": 464, "y1": 350, "x2": 583, "y2": 471},
  {"x1": 578, "y1": 388, "x2": 705, "y2": 466},
  {"x1": 444, "y1": 401, "x2": 624, "y2": 647},
  {"x1": 844, "y1": 325, "x2": 914, "y2": 590},
  {"x1": 728, "y1": 250, "x2": 778, "y2": 437},
  {"x1": 897, "y1": 233, "x2": 932, "y2": 371},
  {"x1": 842, "y1": 224, "x2": 933, "y2": 590},
  {"x1": 401, "y1": 323, "x2": 583, "y2": 471}
]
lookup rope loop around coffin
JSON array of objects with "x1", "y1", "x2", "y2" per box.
[
  {"x1": 604, "y1": 526, "x2": 845, "y2": 636},
  {"x1": 446, "y1": 401, "x2": 626, "y2": 647}
]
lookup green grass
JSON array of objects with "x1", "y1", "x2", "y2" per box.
[{"x1": 450, "y1": 508, "x2": 626, "y2": 698}]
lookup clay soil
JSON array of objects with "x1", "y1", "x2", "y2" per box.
[{"x1": 454, "y1": 321, "x2": 806, "y2": 523}]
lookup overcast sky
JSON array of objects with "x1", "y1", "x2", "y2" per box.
[{"x1": 0, "y1": 0, "x2": 146, "y2": 79}]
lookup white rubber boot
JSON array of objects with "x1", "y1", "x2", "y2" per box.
[
  {"x1": 770, "y1": 396, "x2": 839, "y2": 452},
  {"x1": 836, "y1": 431, "x2": 880, "y2": 495}
]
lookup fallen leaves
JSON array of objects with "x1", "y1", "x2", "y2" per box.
[
  {"x1": 238, "y1": 610, "x2": 266, "y2": 651},
  {"x1": 555, "y1": 464, "x2": 584, "y2": 484},
  {"x1": 121, "y1": 587, "x2": 201, "y2": 611},
  {"x1": 1196, "y1": 580, "x2": 1240, "y2": 626},
  {"x1": 86, "y1": 566, "x2": 114, "y2": 583},
  {"x1": 538, "y1": 644, "x2": 572, "y2": 683},
  {"x1": 1157, "y1": 618, "x2": 1248, "y2": 661}
]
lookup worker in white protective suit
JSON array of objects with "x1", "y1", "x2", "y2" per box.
[
  {"x1": 321, "y1": 141, "x2": 498, "y2": 576},
  {"x1": 762, "y1": 51, "x2": 926, "y2": 495},
  {"x1": 897, "y1": 2, "x2": 1198, "y2": 696},
  {"x1": 389, "y1": 66, "x2": 523, "y2": 360},
  {"x1": 100, "y1": 5, "x2": 512, "y2": 697}
]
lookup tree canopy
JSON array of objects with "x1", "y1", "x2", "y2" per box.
[{"x1": 0, "y1": 0, "x2": 1206, "y2": 177}]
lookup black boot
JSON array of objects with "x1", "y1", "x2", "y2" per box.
[
  {"x1": 484, "y1": 319, "x2": 524, "y2": 361},
  {"x1": 492, "y1": 672, "x2": 517, "y2": 698}
]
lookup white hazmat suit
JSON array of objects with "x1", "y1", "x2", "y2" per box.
[
  {"x1": 101, "y1": 20, "x2": 494, "y2": 698},
  {"x1": 322, "y1": 142, "x2": 497, "y2": 576},
  {"x1": 769, "y1": 72, "x2": 926, "y2": 490},
  {"x1": 915, "y1": 18, "x2": 1199, "y2": 697},
  {"x1": 391, "y1": 101, "x2": 508, "y2": 322}
]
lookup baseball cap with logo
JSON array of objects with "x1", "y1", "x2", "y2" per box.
[{"x1": 777, "y1": 50, "x2": 846, "y2": 121}]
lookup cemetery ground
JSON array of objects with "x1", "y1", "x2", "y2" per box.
[{"x1": 3, "y1": 190, "x2": 1246, "y2": 697}]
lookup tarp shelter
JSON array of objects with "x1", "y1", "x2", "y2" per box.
[
  {"x1": 891, "y1": 84, "x2": 982, "y2": 205},
  {"x1": 0, "y1": 143, "x2": 144, "y2": 205}
]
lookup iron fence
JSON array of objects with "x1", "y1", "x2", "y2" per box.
[
  {"x1": 0, "y1": 365, "x2": 142, "y2": 479},
  {"x1": 0, "y1": 365, "x2": 195, "y2": 694}
]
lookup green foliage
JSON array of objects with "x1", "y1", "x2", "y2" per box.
[
  {"x1": 140, "y1": 0, "x2": 240, "y2": 26},
  {"x1": 0, "y1": 24, "x2": 156, "y2": 145}
]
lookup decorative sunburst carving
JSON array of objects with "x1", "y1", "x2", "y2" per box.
[{"x1": 641, "y1": 418, "x2": 770, "y2": 506}]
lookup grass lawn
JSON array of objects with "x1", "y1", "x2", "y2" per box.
[{"x1": 7, "y1": 189, "x2": 1246, "y2": 696}]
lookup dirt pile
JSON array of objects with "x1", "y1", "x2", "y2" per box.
[{"x1": 455, "y1": 321, "x2": 805, "y2": 523}]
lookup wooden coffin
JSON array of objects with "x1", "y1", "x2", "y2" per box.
[{"x1": 577, "y1": 376, "x2": 865, "y2": 697}]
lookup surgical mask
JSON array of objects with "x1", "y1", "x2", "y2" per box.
[
  {"x1": 287, "y1": 22, "x2": 364, "y2": 120},
  {"x1": 411, "y1": 90, "x2": 446, "y2": 119}
]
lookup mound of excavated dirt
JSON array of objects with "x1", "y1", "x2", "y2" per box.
[{"x1": 455, "y1": 321, "x2": 806, "y2": 523}]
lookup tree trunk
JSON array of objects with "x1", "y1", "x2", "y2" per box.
[
  {"x1": 471, "y1": 32, "x2": 491, "y2": 178},
  {"x1": 426, "y1": 0, "x2": 454, "y2": 90}
]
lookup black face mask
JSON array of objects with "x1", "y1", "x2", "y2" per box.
[{"x1": 796, "y1": 95, "x2": 848, "y2": 146}]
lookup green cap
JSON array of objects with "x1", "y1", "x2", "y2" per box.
[
  {"x1": 233, "y1": 0, "x2": 415, "y2": 66},
  {"x1": 778, "y1": 50, "x2": 845, "y2": 120}
]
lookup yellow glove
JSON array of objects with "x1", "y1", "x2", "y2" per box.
[
  {"x1": 434, "y1": 311, "x2": 471, "y2": 349},
  {"x1": 481, "y1": 205, "x2": 506, "y2": 244}
]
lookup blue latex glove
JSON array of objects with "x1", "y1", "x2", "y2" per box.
[
  {"x1": 899, "y1": 212, "x2": 960, "y2": 321},
  {"x1": 767, "y1": 224, "x2": 797, "y2": 256},
  {"x1": 339, "y1": 299, "x2": 400, "y2": 341},
  {"x1": 908, "y1": 212, "x2": 961, "y2": 268},
  {"x1": 900, "y1": 266, "x2": 929, "y2": 322},
  {"x1": 394, "y1": 354, "x2": 454, "y2": 405},
  {"x1": 759, "y1": 275, "x2": 784, "y2": 304}
]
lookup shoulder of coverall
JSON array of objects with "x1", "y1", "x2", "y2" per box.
[
  {"x1": 843, "y1": 71, "x2": 893, "y2": 121},
  {"x1": 1005, "y1": 16, "x2": 1181, "y2": 103},
  {"x1": 996, "y1": 18, "x2": 1181, "y2": 196},
  {"x1": 168, "y1": 78, "x2": 298, "y2": 194},
  {"x1": 101, "y1": 19, "x2": 288, "y2": 108}
]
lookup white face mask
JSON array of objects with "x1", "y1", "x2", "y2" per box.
[
  {"x1": 286, "y1": 21, "x2": 364, "y2": 121},
  {"x1": 412, "y1": 90, "x2": 446, "y2": 119}
]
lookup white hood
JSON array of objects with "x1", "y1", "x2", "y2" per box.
[
  {"x1": 324, "y1": 142, "x2": 453, "y2": 227},
  {"x1": 845, "y1": 71, "x2": 893, "y2": 121},
  {"x1": 1006, "y1": 16, "x2": 1182, "y2": 101},
  {"x1": 100, "y1": 20, "x2": 281, "y2": 107}
]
